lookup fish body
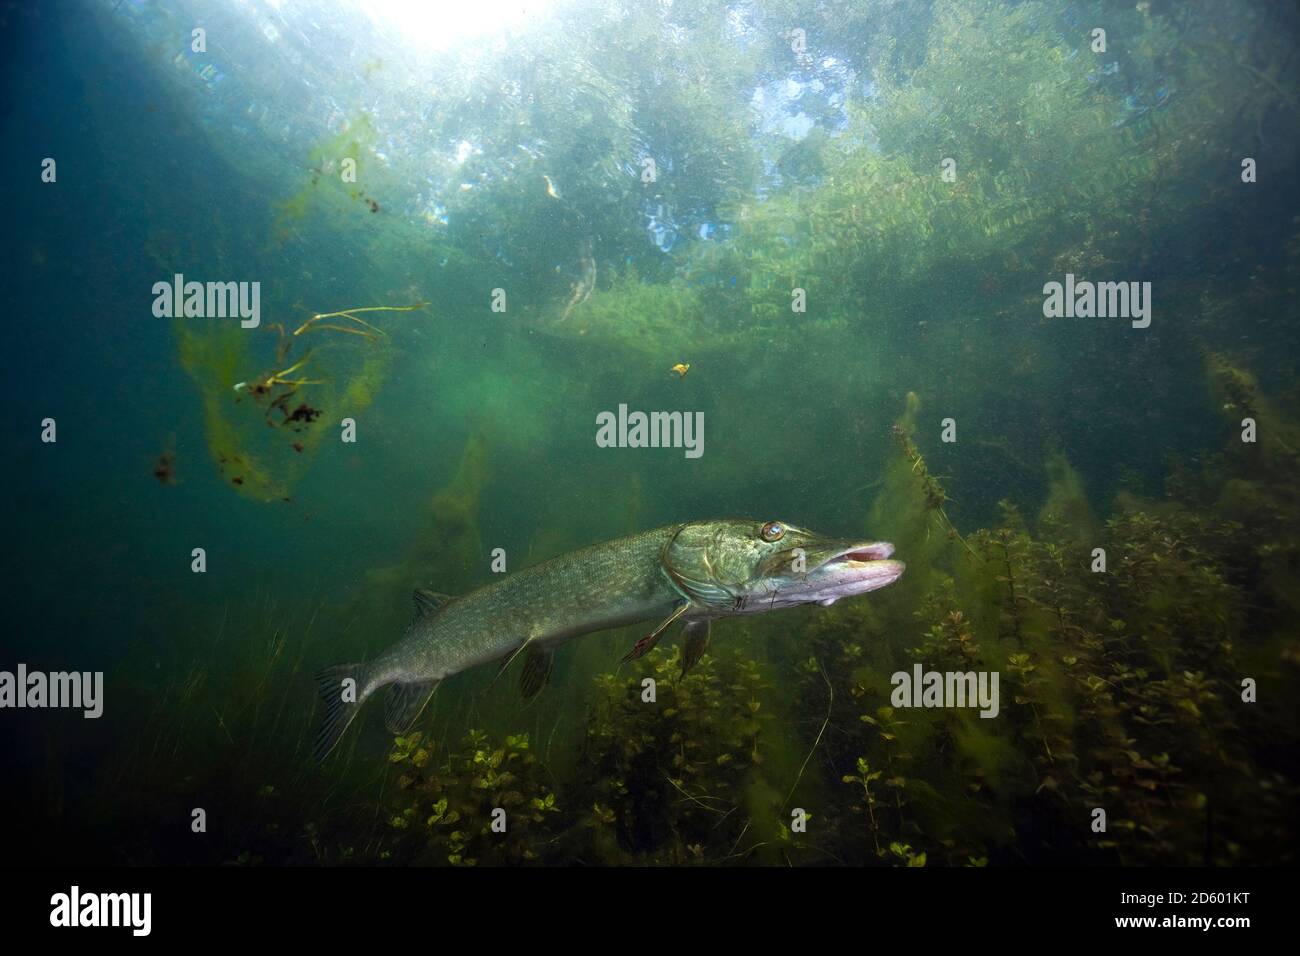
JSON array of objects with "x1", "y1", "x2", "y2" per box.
[
  {"x1": 385, "y1": 526, "x2": 679, "y2": 682},
  {"x1": 315, "y1": 518, "x2": 904, "y2": 759}
]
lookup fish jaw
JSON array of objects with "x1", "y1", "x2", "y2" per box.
[
  {"x1": 720, "y1": 539, "x2": 905, "y2": 613},
  {"x1": 799, "y1": 542, "x2": 906, "y2": 606}
]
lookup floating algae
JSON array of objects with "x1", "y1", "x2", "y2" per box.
[
  {"x1": 272, "y1": 112, "x2": 380, "y2": 244},
  {"x1": 174, "y1": 302, "x2": 420, "y2": 501},
  {"x1": 176, "y1": 320, "x2": 289, "y2": 501}
]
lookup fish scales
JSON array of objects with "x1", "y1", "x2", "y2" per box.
[{"x1": 384, "y1": 524, "x2": 682, "y2": 683}]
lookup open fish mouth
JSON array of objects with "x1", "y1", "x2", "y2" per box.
[
  {"x1": 806, "y1": 541, "x2": 905, "y2": 603},
  {"x1": 820, "y1": 542, "x2": 896, "y2": 566}
]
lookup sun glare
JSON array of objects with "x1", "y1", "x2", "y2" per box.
[{"x1": 355, "y1": 0, "x2": 560, "y2": 52}]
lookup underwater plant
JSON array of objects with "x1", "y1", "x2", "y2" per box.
[
  {"x1": 383, "y1": 729, "x2": 561, "y2": 866},
  {"x1": 573, "y1": 644, "x2": 784, "y2": 864},
  {"x1": 780, "y1": 371, "x2": 1300, "y2": 866},
  {"x1": 173, "y1": 300, "x2": 421, "y2": 501},
  {"x1": 19, "y1": 0, "x2": 1299, "y2": 876}
]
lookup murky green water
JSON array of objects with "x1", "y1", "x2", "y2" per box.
[{"x1": 4, "y1": 0, "x2": 1298, "y2": 866}]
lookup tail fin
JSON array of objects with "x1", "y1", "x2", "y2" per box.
[{"x1": 314, "y1": 663, "x2": 370, "y2": 761}]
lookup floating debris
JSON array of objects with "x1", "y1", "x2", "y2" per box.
[
  {"x1": 152, "y1": 449, "x2": 177, "y2": 485},
  {"x1": 284, "y1": 402, "x2": 322, "y2": 431},
  {"x1": 558, "y1": 238, "x2": 595, "y2": 322},
  {"x1": 293, "y1": 301, "x2": 428, "y2": 340},
  {"x1": 233, "y1": 355, "x2": 322, "y2": 397}
]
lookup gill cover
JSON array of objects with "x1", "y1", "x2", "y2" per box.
[
  {"x1": 661, "y1": 522, "x2": 743, "y2": 608},
  {"x1": 661, "y1": 519, "x2": 806, "y2": 609}
]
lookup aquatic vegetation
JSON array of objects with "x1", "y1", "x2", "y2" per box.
[
  {"x1": 32, "y1": 359, "x2": 1300, "y2": 870},
  {"x1": 173, "y1": 300, "x2": 417, "y2": 501},
  {"x1": 175, "y1": 321, "x2": 291, "y2": 501},
  {"x1": 794, "y1": 507, "x2": 1289, "y2": 864},
  {"x1": 530, "y1": 266, "x2": 711, "y2": 357},
  {"x1": 273, "y1": 112, "x2": 380, "y2": 244},
  {"x1": 775, "y1": 358, "x2": 1299, "y2": 866},
  {"x1": 1206, "y1": 349, "x2": 1300, "y2": 483},
  {"x1": 573, "y1": 644, "x2": 785, "y2": 864},
  {"x1": 14, "y1": 0, "x2": 1300, "y2": 875},
  {"x1": 291, "y1": 302, "x2": 427, "y2": 341},
  {"x1": 384, "y1": 730, "x2": 561, "y2": 866},
  {"x1": 1037, "y1": 452, "x2": 1098, "y2": 544},
  {"x1": 888, "y1": 395, "x2": 971, "y2": 555},
  {"x1": 519, "y1": 0, "x2": 1296, "y2": 359}
]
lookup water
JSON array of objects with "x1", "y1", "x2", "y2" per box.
[{"x1": 3, "y1": 0, "x2": 1298, "y2": 868}]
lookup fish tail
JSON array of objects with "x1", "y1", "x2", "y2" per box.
[{"x1": 314, "y1": 662, "x2": 373, "y2": 761}]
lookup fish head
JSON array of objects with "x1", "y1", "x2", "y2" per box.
[{"x1": 663, "y1": 518, "x2": 904, "y2": 614}]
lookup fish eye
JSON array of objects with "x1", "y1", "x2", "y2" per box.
[{"x1": 760, "y1": 520, "x2": 785, "y2": 542}]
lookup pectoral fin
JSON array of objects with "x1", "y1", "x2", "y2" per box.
[
  {"x1": 622, "y1": 602, "x2": 689, "y2": 663},
  {"x1": 519, "y1": 647, "x2": 555, "y2": 700},
  {"x1": 679, "y1": 620, "x2": 711, "y2": 677},
  {"x1": 384, "y1": 679, "x2": 441, "y2": 734}
]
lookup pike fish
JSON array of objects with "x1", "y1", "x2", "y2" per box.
[{"x1": 315, "y1": 518, "x2": 904, "y2": 759}]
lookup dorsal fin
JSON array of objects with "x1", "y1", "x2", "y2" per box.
[{"x1": 413, "y1": 588, "x2": 454, "y2": 620}]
